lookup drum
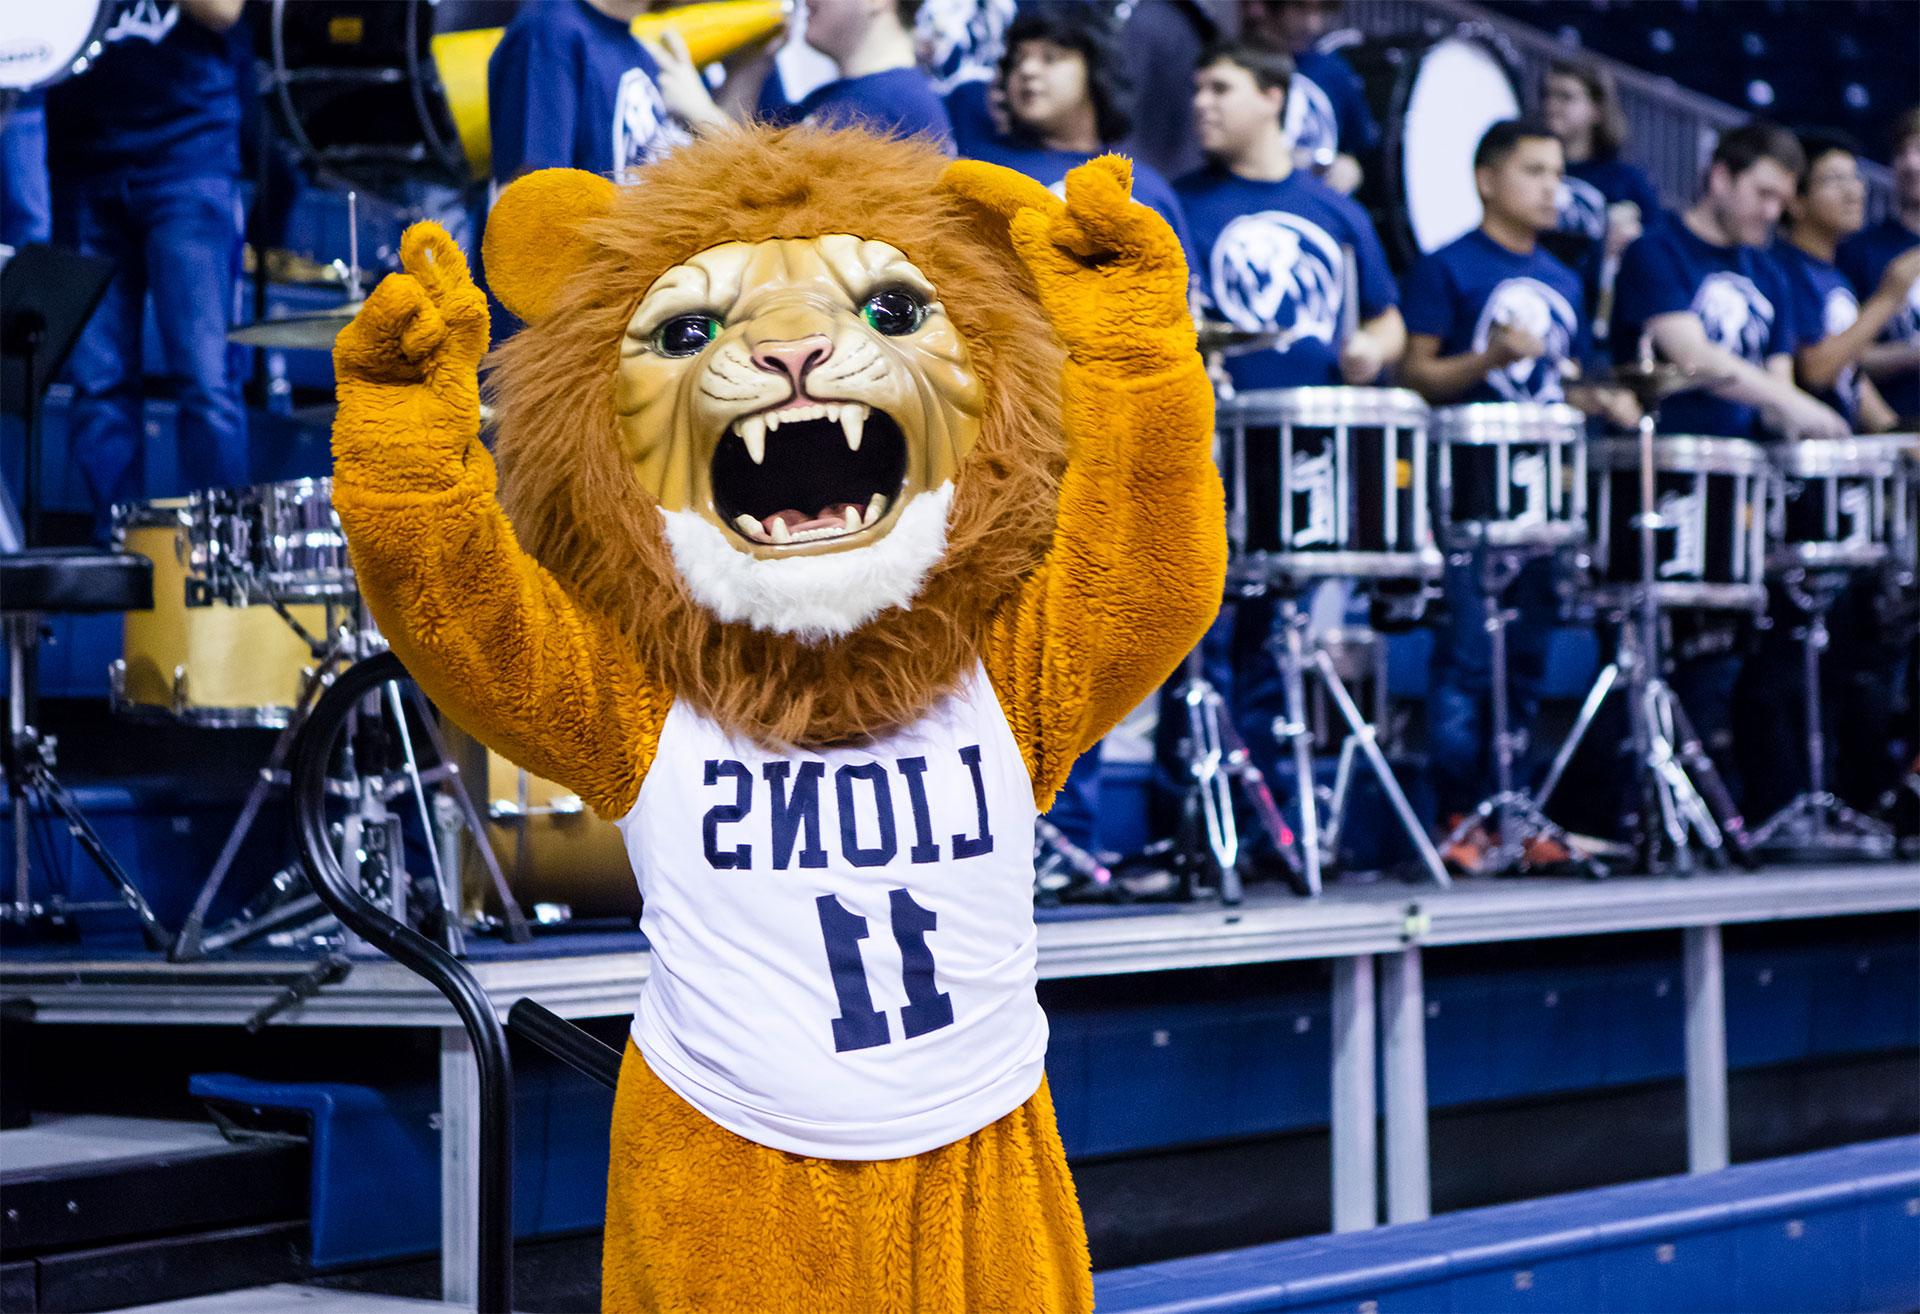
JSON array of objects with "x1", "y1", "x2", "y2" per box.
[
  {"x1": 111, "y1": 500, "x2": 334, "y2": 728},
  {"x1": 192, "y1": 479, "x2": 355, "y2": 605},
  {"x1": 0, "y1": 0, "x2": 110, "y2": 92},
  {"x1": 1586, "y1": 437, "x2": 1772, "y2": 611},
  {"x1": 1217, "y1": 387, "x2": 1439, "y2": 581},
  {"x1": 453, "y1": 740, "x2": 639, "y2": 922},
  {"x1": 1345, "y1": 28, "x2": 1523, "y2": 264},
  {"x1": 1838, "y1": 435, "x2": 1918, "y2": 579},
  {"x1": 1768, "y1": 439, "x2": 1901, "y2": 573},
  {"x1": 1432, "y1": 402, "x2": 1587, "y2": 550}
]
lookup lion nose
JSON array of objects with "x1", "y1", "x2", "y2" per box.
[{"x1": 749, "y1": 335, "x2": 834, "y2": 387}]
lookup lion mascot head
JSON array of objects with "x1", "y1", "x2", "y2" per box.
[{"x1": 481, "y1": 127, "x2": 1068, "y2": 748}]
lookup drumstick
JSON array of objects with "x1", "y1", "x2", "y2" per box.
[{"x1": 1339, "y1": 242, "x2": 1359, "y2": 347}]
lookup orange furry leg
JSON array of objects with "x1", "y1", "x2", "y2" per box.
[{"x1": 602, "y1": 1042, "x2": 1093, "y2": 1314}]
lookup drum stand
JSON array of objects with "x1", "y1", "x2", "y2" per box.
[
  {"x1": 1440, "y1": 544, "x2": 1606, "y2": 879},
  {"x1": 1748, "y1": 570, "x2": 1896, "y2": 859},
  {"x1": 170, "y1": 597, "x2": 529, "y2": 961},
  {"x1": 1266, "y1": 586, "x2": 1451, "y2": 892},
  {"x1": 1535, "y1": 405, "x2": 1750, "y2": 874}
]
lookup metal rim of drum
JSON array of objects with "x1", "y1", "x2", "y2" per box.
[
  {"x1": 1769, "y1": 439, "x2": 1903, "y2": 479},
  {"x1": 1235, "y1": 549, "x2": 1443, "y2": 581},
  {"x1": 1589, "y1": 582, "x2": 1768, "y2": 613},
  {"x1": 1587, "y1": 435, "x2": 1772, "y2": 476},
  {"x1": 1218, "y1": 386, "x2": 1433, "y2": 429},
  {"x1": 1432, "y1": 402, "x2": 1586, "y2": 445}
]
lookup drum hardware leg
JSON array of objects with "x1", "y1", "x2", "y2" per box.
[
  {"x1": 400, "y1": 685, "x2": 531, "y2": 944},
  {"x1": 1642, "y1": 677, "x2": 1726, "y2": 869},
  {"x1": 1032, "y1": 816, "x2": 1115, "y2": 901},
  {"x1": 1658, "y1": 689, "x2": 1752, "y2": 867},
  {"x1": 1533, "y1": 660, "x2": 1620, "y2": 813},
  {"x1": 244, "y1": 953, "x2": 352, "y2": 1033},
  {"x1": 3, "y1": 617, "x2": 172, "y2": 950},
  {"x1": 1749, "y1": 585, "x2": 1897, "y2": 859},
  {"x1": 386, "y1": 679, "x2": 463, "y2": 957},
  {"x1": 1177, "y1": 671, "x2": 1250, "y2": 905},
  {"x1": 1320, "y1": 736, "x2": 1359, "y2": 861},
  {"x1": 1277, "y1": 600, "x2": 1324, "y2": 897},
  {"x1": 200, "y1": 887, "x2": 326, "y2": 957}
]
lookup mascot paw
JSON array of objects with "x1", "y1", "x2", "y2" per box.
[
  {"x1": 945, "y1": 155, "x2": 1194, "y2": 374},
  {"x1": 334, "y1": 223, "x2": 490, "y2": 396}
]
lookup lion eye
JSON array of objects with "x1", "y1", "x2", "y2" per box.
[
  {"x1": 861, "y1": 289, "x2": 926, "y2": 336},
  {"x1": 654, "y1": 314, "x2": 722, "y2": 357}
]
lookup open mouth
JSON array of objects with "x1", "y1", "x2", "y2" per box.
[{"x1": 711, "y1": 402, "x2": 911, "y2": 547}]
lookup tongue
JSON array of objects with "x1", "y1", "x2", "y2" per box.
[{"x1": 765, "y1": 504, "x2": 861, "y2": 535}]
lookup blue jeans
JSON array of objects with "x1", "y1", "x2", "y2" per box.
[
  {"x1": 1, "y1": 96, "x2": 50, "y2": 248},
  {"x1": 52, "y1": 171, "x2": 248, "y2": 535},
  {"x1": 1427, "y1": 555, "x2": 1563, "y2": 818}
]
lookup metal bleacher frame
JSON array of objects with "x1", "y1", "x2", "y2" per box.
[
  {"x1": 2, "y1": 863, "x2": 1916, "y2": 1305},
  {"x1": 1343, "y1": 0, "x2": 1898, "y2": 219}
]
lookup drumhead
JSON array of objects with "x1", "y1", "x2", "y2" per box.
[
  {"x1": 1433, "y1": 402, "x2": 1586, "y2": 445},
  {"x1": 1588, "y1": 435, "x2": 1771, "y2": 476},
  {"x1": 1348, "y1": 29, "x2": 1522, "y2": 262},
  {"x1": 1220, "y1": 386, "x2": 1431, "y2": 429},
  {"x1": 0, "y1": 0, "x2": 111, "y2": 92}
]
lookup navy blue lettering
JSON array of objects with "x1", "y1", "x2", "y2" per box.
[
  {"x1": 835, "y1": 763, "x2": 898, "y2": 867},
  {"x1": 763, "y1": 761, "x2": 828, "y2": 870},
  {"x1": 895, "y1": 756, "x2": 943, "y2": 863},
  {"x1": 890, "y1": 888, "x2": 955, "y2": 1039},
  {"x1": 950, "y1": 744, "x2": 995, "y2": 859},
  {"x1": 816, "y1": 895, "x2": 890, "y2": 1052},
  {"x1": 701, "y1": 759, "x2": 752, "y2": 869}
]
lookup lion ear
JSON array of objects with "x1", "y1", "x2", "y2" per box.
[{"x1": 483, "y1": 169, "x2": 618, "y2": 324}]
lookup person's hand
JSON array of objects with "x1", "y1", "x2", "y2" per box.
[
  {"x1": 1338, "y1": 332, "x2": 1388, "y2": 383},
  {"x1": 1604, "y1": 201, "x2": 1643, "y2": 260},
  {"x1": 1483, "y1": 319, "x2": 1545, "y2": 370},
  {"x1": 1574, "y1": 383, "x2": 1643, "y2": 430},
  {"x1": 1779, "y1": 392, "x2": 1852, "y2": 441},
  {"x1": 1323, "y1": 153, "x2": 1363, "y2": 197},
  {"x1": 1875, "y1": 245, "x2": 1920, "y2": 305},
  {"x1": 641, "y1": 28, "x2": 728, "y2": 132}
]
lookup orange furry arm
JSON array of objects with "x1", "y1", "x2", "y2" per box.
[
  {"x1": 959, "y1": 158, "x2": 1226, "y2": 804},
  {"x1": 331, "y1": 224, "x2": 662, "y2": 819}
]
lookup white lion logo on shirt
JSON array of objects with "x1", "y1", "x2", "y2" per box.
[
  {"x1": 613, "y1": 67, "x2": 690, "y2": 177},
  {"x1": 1555, "y1": 175, "x2": 1607, "y2": 243},
  {"x1": 1691, "y1": 272, "x2": 1774, "y2": 363},
  {"x1": 1209, "y1": 211, "x2": 1344, "y2": 342},
  {"x1": 1472, "y1": 277, "x2": 1578, "y2": 403},
  {"x1": 1284, "y1": 74, "x2": 1340, "y2": 167}
]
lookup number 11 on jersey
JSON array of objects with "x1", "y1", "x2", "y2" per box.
[{"x1": 815, "y1": 889, "x2": 955, "y2": 1053}]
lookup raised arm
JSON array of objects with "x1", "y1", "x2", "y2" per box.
[
  {"x1": 331, "y1": 225, "x2": 661, "y2": 819},
  {"x1": 947, "y1": 158, "x2": 1226, "y2": 804}
]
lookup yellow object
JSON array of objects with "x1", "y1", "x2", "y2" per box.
[
  {"x1": 116, "y1": 503, "x2": 329, "y2": 727},
  {"x1": 431, "y1": 0, "x2": 786, "y2": 181},
  {"x1": 330, "y1": 142, "x2": 1221, "y2": 1312},
  {"x1": 469, "y1": 746, "x2": 638, "y2": 920}
]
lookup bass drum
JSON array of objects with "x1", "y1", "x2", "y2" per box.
[
  {"x1": 0, "y1": 0, "x2": 111, "y2": 92},
  {"x1": 1345, "y1": 27, "x2": 1523, "y2": 266}
]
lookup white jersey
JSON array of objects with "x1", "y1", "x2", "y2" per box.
[{"x1": 619, "y1": 662, "x2": 1046, "y2": 1160}]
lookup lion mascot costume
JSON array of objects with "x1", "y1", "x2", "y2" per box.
[{"x1": 330, "y1": 125, "x2": 1224, "y2": 1313}]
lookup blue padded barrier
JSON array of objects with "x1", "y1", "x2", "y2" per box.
[{"x1": 1091, "y1": 1136, "x2": 1920, "y2": 1313}]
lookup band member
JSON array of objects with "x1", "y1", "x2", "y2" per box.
[
  {"x1": 1399, "y1": 118, "x2": 1633, "y2": 870},
  {"x1": 46, "y1": 0, "x2": 251, "y2": 539},
  {"x1": 1774, "y1": 132, "x2": 1920, "y2": 433},
  {"x1": 915, "y1": 0, "x2": 1014, "y2": 156},
  {"x1": 1, "y1": 92, "x2": 50, "y2": 250},
  {"x1": 1538, "y1": 58, "x2": 1661, "y2": 349},
  {"x1": 1839, "y1": 107, "x2": 1920, "y2": 425},
  {"x1": 756, "y1": 0, "x2": 955, "y2": 150},
  {"x1": 1238, "y1": 0, "x2": 1378, "y2": 195},
  {"x1": 489, "y1": 0, "x2": 706, "y2": 183},
  {"x1": 1610, "y1": 121, "x2": 1848, "y2": 442},
  {"x1": 1179, "y1": 40, "x2": 1402, "y2": 391},
  {"x1": 966, "y1": 6, "x2": 1194, "y2": 257}
]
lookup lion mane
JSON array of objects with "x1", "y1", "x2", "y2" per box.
[{"x1": 486, "y1": 126, "x2": 1067, "y2": 748}]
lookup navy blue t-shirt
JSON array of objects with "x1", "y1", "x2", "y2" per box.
[
  {"x1": 1771, "y1": 241, "x2": 1865, "y2": 427},
  {"x1": 1554, "y1": 157, "x2": 1661, "y2": 251},
  {"x1": 964, "y1": 137, "x2": 1196, "y2": 266},
  {"x1": 488, "y1": 0, "x2": 686, "y2": 181},
  {"x1": 1611, "y1": 217, "x2": 1797, "y2": 437},
  {"x1": 1287, "y1": 47, "x2": 1380, "y2": 167},
  {"x1": 1403, "y1": 230, "x2": 1589, "y2": 405},
  {"x1": 1176, "y1": 165, "x2": 1398, "y2": 390},
  {"x1": 760, "y1": 67, "x2": 955, "y2": 152},
  {"x1": 944, "y1": 81, "x2": 1000, "y2": 158},
  {"x1": 46, "y1": 0, "x2": 248, "y2": 181},
  {"x1": 1838, "y1": 216, "x2": 1920, "y2": 420}
]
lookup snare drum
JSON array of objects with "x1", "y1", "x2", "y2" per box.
[
  {"x1": 1217, "y1": 387, "x2": 1440, "y2": 581},
  {"x1": 1587, "y1": 436, "x2": 1771, "y2": 611},
  {"x1": 111, "y1": 499, "x2": 334, "y2": 728},
  {"x1": 193, "y1": 479, "x2": 355, "y2": 604},
  {"x1": 1768, "y1": 439, "x2": 1901, "y2": 573},
  {"x1": 1432, "y1": 403, "x2": 1587, "y2": 549}
]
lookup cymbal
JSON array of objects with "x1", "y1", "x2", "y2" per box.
[
  {"x1": 1196, "y1": 321, "x2": 1284, "y2": 357},
  {"x1": 228, "y1": 303, "x2": 362, "y2": 350}
]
